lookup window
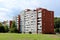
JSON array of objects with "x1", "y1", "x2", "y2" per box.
[
  {"x1": 31, "y1": 21, "x2": 33, "y2": 23},
  {"x1": 38, "y1": 12, "x2": 41, "y2": 13},
  {"x1": 38, "y1": 29, "x2": 41, "y2": 30},
  {"x1": 28, "y1": 22, "x2": 29, "y2": 23},
  {"x1": 44, "y1": 23, "x2": 45, "y2": 25},
  {"x1": 38, "y1": 23, "x2": 40, "y2": 25},
  {"x1": 43, "y1": 14, "x2": 45, "y2": 16},
  {"x1": 51, "y1": 23, "x2": 52, "y2": 26},
  {"x1": 38, "y1": 13, "x2": 42, "y2": 17},
  {"x1": 43, "y1": 11, "x2": 45, "y2": 13},
  {"x1": 32, "y1": 18, "x2": 35, "y2": 20},
  {"x1": 26, "y1": 25, "x2": 29, "y2": 26},
  {"x1": 24, "y1": 16, "x2": 26, "y2": 17},
  {"x1": 25, "y1": 29, "x2": 29, "y2": 31},
  {"x1": 27, "y1": 27, "x2": 30, "y2": 28},
  {"x1": 40, "y1": 26, "x2": 42, "y2": 28},
  {"x1": 31, "y1": 24, "x2": 33, "y2": 25},
  {"x1": 31, "y1": 16, "x2": 33, "y2": 17},
  {"x1": 37, "y1": 17, "x2": 41, "y2": 19},
  {"x1": 31, "y1": 21, "x2": 35, "y2": 23},
  {"x1": 38, "y1": 20, "x2": 41, "y2": 22},
  {"x1": 38, "y1": 10, "x2": 41, "y2": 12},
  {"x1": 51, "y1": 12, "x2": 52, "y2": 15},
  {"x1": 24, "y1": 20, "x2": 28, "y2": 21}
]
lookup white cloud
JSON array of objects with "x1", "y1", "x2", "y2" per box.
[
  {"x1": 0, "y1": 0, "x2": 42, "y2": 21},
  {"x1": 0, "y1": 0, "x2": 60, "y2": 21},
  {"x1": 0, "y1": 8, "x2": 13, "y2": 21},
  {"x1": 0, "y1": 0, "x2": 4, "y2": 2},
  {"x1": 0, "y1": 8, "x2": 9, "y2": 11},
  {"x1": 0, "y1": 12, "x2": 9, "y2": 21},
  {"x1": 16, "y1": 0, "x2": 41, "y2": 9}
]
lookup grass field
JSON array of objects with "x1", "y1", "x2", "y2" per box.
[{"x1": 0, "y1": 33, "x2": 60, "y2": 40}]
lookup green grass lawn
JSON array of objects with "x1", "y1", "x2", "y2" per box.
[{"x1": 0, "y1": 33, "x2": 60, "y2": 40}]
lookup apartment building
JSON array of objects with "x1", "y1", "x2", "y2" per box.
[
  {"x1": 36, "y1": 8, "x2": 54, "y2": 34},
  {"x1": 9, "y1": 20, "x2": 13, "y2": 28},
  {"x1": 19, "y1": 8, "x2": 54, "y2": 34},
  {"x1": 2, "y1": 21, "x2": 9, "y2": 26},
  {"x1": 21, "y1": 9, "x2": 37, "y2": 33},
  {"x1": 17, "y1": 15, "x2": 20, "y2": 32},
  {"x1": 13, "y1": 15, "x2": 20, "y2": 32}
]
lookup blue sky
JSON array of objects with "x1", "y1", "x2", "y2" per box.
[{"x1": 0, "y1": 0, "x2": 60, "y2": 21}]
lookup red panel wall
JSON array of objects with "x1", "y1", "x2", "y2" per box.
[
  {"x1": 42, "y1": 9, "x2": 54, "y2": 34},
  {"x1": 17, "y1": 15, "x2": 20, "y2": 32},
  {"x1": 10, "y1": 21, "x2": 12, "y2": 28}
]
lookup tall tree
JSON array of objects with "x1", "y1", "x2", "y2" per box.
[
  {"x1": 9, "y1": 21, "x2": 18, "y2": 33},
  {"x1": 0, "y1": 23, "x2": 5, "y2": 32},
  {"x1": 54, "y1": 17, "x2": 60, "y2": 33}
]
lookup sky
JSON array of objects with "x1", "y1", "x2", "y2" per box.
[{"x1": 0, "y1": 0, "x2": 60, "y2": 21}]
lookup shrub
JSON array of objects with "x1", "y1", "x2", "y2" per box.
[
  {"x1": 9, "y1": 27, "x2": 18, "y2": 33},
  {"x1": 29, "y1": 31, "x2": 32, "y2": 34},
  {"x1": 55, "y1": 28, "x2": 59, "y2": 33},
  {"x1": 0, "y1": 26, "x2": 5, "y2": 33}
]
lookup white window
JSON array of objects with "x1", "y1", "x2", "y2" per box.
[
  {"x1": 38, "y1": 10, "x2": 41, "y2": 12},
  {"x1": 38, "y1": 13, "x2": 42, "y2": 17}
]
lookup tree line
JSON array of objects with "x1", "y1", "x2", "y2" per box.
[
  {"x1": 0, "y1": 17, "x2": 60, "y2": 33},
  {"x1": 54, "y1": 17, "x2": 60, "y2": 33},
  {"x1": 0, "y1": 21, "x2": 18, "y2": 33}
]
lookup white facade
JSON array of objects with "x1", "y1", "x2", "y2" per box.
[
  {"x1": 24, "y1": 10, "x2": 37, "y2": 33},
  {"x1": 13, "y1": 16, "x2": 18, "y2": 29},
  {"x1": 37, "y1": 10, "x2": 42, "y2": 33},
  {"x1": 20, "y1": 11, "x2": 25, "y2": 33},
  {"x1": 20, "y1": 9, "x2": 42, "y2": 33},
  {"x1": 20, "y1": 10, "x2": 37, "y2": 33}
]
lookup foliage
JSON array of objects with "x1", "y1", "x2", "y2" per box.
[
  {"x1": 9, "y1": 27, "x2": 18, "y2": 33},
  {"x1": 55, "y1": 28, "x2": 59, "y2": 33},
  {"x1": 59, "y1": 28, "x2": 60, "y2": 33},
  {"x1": 9, "y1": 21, "x2": 18, "y2": 33},
  {"x1": 0, "y1": 23, "x2": 5, "y2": 32},
  {"x1": 29, "y1": 31, "x2": 32, "y2": 34},
  {"x1": 54, "y1": 17, "x2": 60, "y2": 33},
  {"x1": 0, "y1": 26, "x2": 5, "y2": 33},
  {"x1": 4, "y1": 25, "x2": 9, "y2": 32}
]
